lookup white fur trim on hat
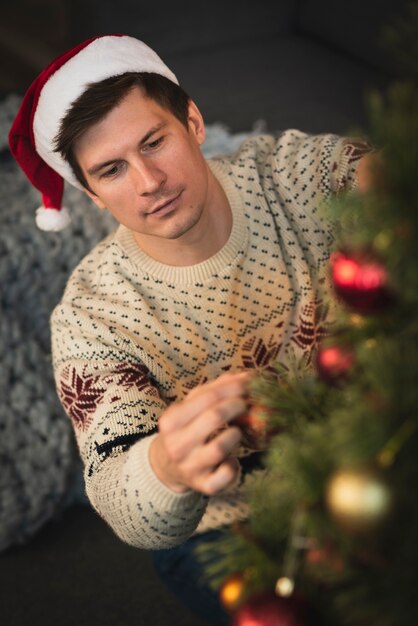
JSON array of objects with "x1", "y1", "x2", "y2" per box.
[
  {"x1": 35, "y1": 206, "x2": 71, "y2": 232},
  {"x1": 33, "y1": 36, "x2": 179, "y2": 191}
]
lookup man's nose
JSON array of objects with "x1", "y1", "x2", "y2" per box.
[{"x1": 131, "y1": 159, "x2": 166, "y2": 195}]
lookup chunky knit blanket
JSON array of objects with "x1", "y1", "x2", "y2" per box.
[{"x1": 0, "y1": 94, "x2": 254, "y2": 551}]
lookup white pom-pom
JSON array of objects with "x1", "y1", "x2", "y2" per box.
[{"x1": 35, "y1": 206, "x2": 71, "y2": 231}]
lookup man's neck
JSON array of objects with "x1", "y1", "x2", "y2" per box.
[{"x1": 133, "y1": 168, "x2": 232, "y2": 267}]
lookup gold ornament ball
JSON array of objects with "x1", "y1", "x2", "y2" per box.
[
  {"x1": 325, "y1": 467, "x2": 393, "y2": 534},
  {"x1": 220, "y1": 573, "x2": 247, "y2": 612}
]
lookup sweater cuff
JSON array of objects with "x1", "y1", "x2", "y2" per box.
[
  {"x1": 125, "y1": 433, "x2": 207, "y2": 515},
  {"x1": 330, "y1": 136, "x2": 374, "y2": 195}
]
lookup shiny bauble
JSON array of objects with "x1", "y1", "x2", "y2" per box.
[
  {"x1": 232, "y1": 591, "x2": 310, "y2": 626},
  {"x1": 316, "y1": 344, "x2": 355, "y2": 385},
  {"x1": 330, "y1": 251, "x2": 393, "y2": 313},
  {"x1": 220, "y1": 572, "x2": 247, "y2": 612},
  {"x1": 325, "y1": 467, "x2": 393, "y2": 534},
  {"x1": 234, "y1": 403, "x2": 274, "y2": 450}
]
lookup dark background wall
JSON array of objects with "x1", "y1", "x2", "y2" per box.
[{"x1": 0, "y1": 0, "x2": 410, "y2": 134}]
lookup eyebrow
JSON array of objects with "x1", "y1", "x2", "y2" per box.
[{"x1": 87, "y1": 121, "x2": 168, "y2": 177}]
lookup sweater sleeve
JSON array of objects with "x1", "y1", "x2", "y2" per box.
[
  {"x1": 50, "y1": 301, "x2": 207, "y2": 550},
  {"x1": 271, "y1": 128, "x2": 375, "y2": 203},
  {"x1": 258, "y1": 129, "x2": 376, "y2": 274}
]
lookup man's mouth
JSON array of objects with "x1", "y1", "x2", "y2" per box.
[{"x1": 147, "y1": 190, "x2": 183, "y2": 216}]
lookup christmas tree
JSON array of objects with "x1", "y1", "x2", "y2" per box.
[{"x1": 198, "y1": 3, "x2": 418, "y2": 625}]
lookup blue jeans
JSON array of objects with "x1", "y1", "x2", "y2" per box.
[{"x1": 151, "y1": 530, "x2": 230, "y2": 626}]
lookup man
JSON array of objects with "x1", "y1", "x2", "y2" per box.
[{"x1": 9, "y1": 34, "x2": 376, "y2": 625}]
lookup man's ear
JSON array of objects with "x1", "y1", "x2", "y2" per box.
[
  {"x1": 187, "y1": 100, "x2": 205, "y2": 146},
  {"x1": 83, "y1": 187, "x2": 106, "y2": 210}
]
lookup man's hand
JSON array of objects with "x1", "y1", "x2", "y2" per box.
[
  {"x1": 148, "y1": 371, "x2": 252, "y2": 496},
  {"x1": 356, "y1": 150, "x2": 385, "y2": 194}
]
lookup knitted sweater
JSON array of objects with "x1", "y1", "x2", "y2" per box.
[{"x1": 51, "y1": 130, "x2": 372, "y2": 550}]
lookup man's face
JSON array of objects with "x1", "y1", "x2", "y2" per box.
[{"x1": 74, "y1": 86, "x2": 209, "y2": 246}]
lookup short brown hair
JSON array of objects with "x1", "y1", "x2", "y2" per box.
[{"x1": 54, "y1": 72, "x2": 190, "y2": 190}]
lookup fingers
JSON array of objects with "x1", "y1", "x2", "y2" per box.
[
  {"x1": 202, "y1": 457, "x2": 241, "y2": 496},
  {"x1": 152, "y1": 371, "x2": 253, "y2": 495},
  {"x1": 165, "y1": 396, "x2": 247, "y2": 462},
  {"x1": 187, "y1": 370, "x2": 252, "y2": 399},
  {"x1": 184, "y1": 432, "x2": 242, "y2": 496},
  {"x1": 159, "y1": 371, "x2": 252, "y2": 434}
]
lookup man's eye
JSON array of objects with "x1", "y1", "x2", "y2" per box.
[
  {"x1": 101, "y1": 164, "x2": 120, "y2": 178},
  {"x1": 144, "y1": 137, "x2": 164, "y2": 151}
]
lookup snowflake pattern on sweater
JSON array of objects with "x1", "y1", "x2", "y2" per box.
[{"x1": 51, "y1": 130, "x2": 372, "y2": 549}]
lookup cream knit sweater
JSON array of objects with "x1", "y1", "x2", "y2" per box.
[{"x1": 51, "y1": 130, "x2": 372, "y2": 549}]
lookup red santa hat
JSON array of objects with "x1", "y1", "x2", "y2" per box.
[{"x1": 8, "y1": 34, "x2": 179, "y2": 231}]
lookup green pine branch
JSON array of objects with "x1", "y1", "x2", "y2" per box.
[{"x1": 197, "y1": 3, "x2": 418, "y2": 625}]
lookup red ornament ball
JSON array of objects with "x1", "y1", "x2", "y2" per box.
[
  {"x1": 232, "y1": 592, "x2": 310, "y2": 626},
  {"x1": 330, "y1": 251, "x2": 393, "y2": 313},
  {"x1": 316, "y1": 344, "x2": 355, "y2": 385},
  {"x1": 234, "y1": 403, "x2": 274, "y2": 450}
]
